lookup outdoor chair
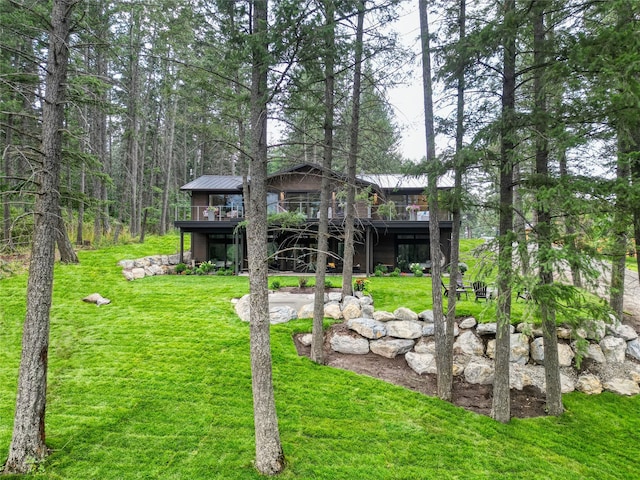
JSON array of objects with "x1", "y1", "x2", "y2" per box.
[
  {"x1": 442, "y1": 280, "x2": 469, "y2": 300},
  {"x1": 472, "y1": 281, "x2": 488, "y2": 302},
  {"x1": 517, "y1": 290, "x2": 532, "y2": 302}
]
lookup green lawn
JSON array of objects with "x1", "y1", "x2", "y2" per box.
[{"x1": 1, "y1": 235, "x2": 638, "y2": 479}]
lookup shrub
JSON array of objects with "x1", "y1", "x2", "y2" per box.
[
  {"x1": 354, "y1": 278, "x2": 369, "y2": 292},
  {"x1": 270, "y1": 280, "x2": 281, "y2": 290},
  {"x1": 298, "y1": 277, "x2": 308, "y2": 288},
  {"x1": 389, "y1": 268, "x2": 401, "y2": 277},
  {"x1": 175, "y1": 263, "x2": 187, "y2": 274},
  {"x1": 325, "y1": 280, "x2": 333, "y2": 288}
]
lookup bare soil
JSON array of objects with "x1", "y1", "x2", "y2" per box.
[{"x1": 294, "y1": 323, "x2": 548, "y2": 419}]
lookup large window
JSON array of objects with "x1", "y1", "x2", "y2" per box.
[
  {"x1": 208, "y1": 233, "x2": 238, "y2": 267},
  {"x1": 396, "y1": 234, "x2": 429, "y2": 272}
]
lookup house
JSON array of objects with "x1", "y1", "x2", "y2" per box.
[{"x1": 174, "y1": 163, "x2": 454, "y2": 275}]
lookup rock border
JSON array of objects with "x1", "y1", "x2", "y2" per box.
[{"x1": 118, "y1": 252, "x2": 191, "y2": 280}]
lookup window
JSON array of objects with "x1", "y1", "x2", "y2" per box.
[
  {"x1": 208, "y1": 234, "x2": 238, "y2": 267},
  {"x1": 396, "y1": 234, "x2": 429, "y2": 272}
]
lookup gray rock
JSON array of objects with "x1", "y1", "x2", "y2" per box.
[
  {"x1": 358, "y1": 295, "x2": 374, "y2": 307},
  {"x1": 509, "y1": 364, "x2": 534, "y2": 391},
  {"x1": 373, "y1": 310, "x2": 395, "y2": 322},
  {"x1": 627, "y1": 339, "x2": 640, "y2": 361},
  {"x1": 464, "y1": 357, "x2": 494, "y2": 385},
  {"x1": 422, "y1": 323, "x2": 435, "y2": 336},
  {"x1": 118, "y1": 259, "x2": 135, "y2": 269},
  {"x1": 486, "y1": 333, "x2": 530, "y2": 365},
  {"x1": 600, "y1": 336, "x2": 627, "y2": 364},
  {"x1": 393, "y1": 307, "x2": 419, "y2": 322},
  {"x1": 330, "y1": 332, "x2": 370, "y2": 354},
  {"x1": 607, "y1": 323, "x2": 638, "y2": 341},
  {"x1": 298, "y1": 333, "x2": 313, "y2": 346},
  {"x1": 476, "y1": 322, "x2": 515, "y2": 336},
  {"x1": 361, "y1": 305, "x2": 375, "y2": 319},
  {"x1": 418, "y1": 310, "x2": 434, "y2": 322},
  {"x1": 405, "y1": 352, "x2": 437, "y2": 375},
  {"x1": 342, "y1": 303, "x2": 362, "y2": 321},
  {"x1": 530, "y1": 338, "x2": 574, "y2": 367},
  {"x1": 342, "y1": 296, "x2": 361, "y2": 309},
  {"x1": 269, "y1": 305, "x2": 297, "y2": 324},
  {"x1": 235, "y1": 294, "x2": 251, "y2": 322},
  {"x1": 297, "y1": 303, "x2": 315, "y2": 319},
  {"x1": 370, "y1": 338, "x2": 415, "y2": 359},
  {"x1": 414, "y1": 337, "x2": 435, "y2": 354},
  {"x1": 603, "y1": 378, "x2": 640, "y2": 396},
  {"x1": 458, "y1": 317, "x2": 477, "y2": 329},
  {"x1": 131, "y1": 267, "x2": 146, "y2": 280},
  {"x1": 584, "y1": 343, "x2": 606, "y2": 364},
  {"x1": 556, "y1": 327, "x2": 572, "y2": 340},
  {"x1": 577, "y1": 319, "x2": 606, "y2": 342},
  {"x1": 576, "y1": 374, "x2": 602, "y2": 395},
  {"x1": 454, "y1": 331, "x2": 484, "y2": 356},
  {"x1": 386, "y1": 320, "x2": 423, "y2": 339},
  {"x1": 347, "y1": 318, "x2": 387, "y2": 340},
  {"x1": 327, "y1": 292, "x2": 342, "y2": 303}
]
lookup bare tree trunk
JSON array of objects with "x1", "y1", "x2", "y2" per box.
[
  {"x1": 533, "y1": 4, "x2": 562, "y2": 416},
  {"x1": 419, "y1": 0, "x2": 449, "y2": 401},
  {"x1": 341, "y1": 0, "x2": 365, "y2": 300},
  {"x1": 492, "y1": 0, "x2": 516, "y2": 424},
  {"x1": 247, "y1": 1, "x2": 284, "y2": 475},
  {"x1": 160, "y1": 95, "x2": 178, "y2": 235},
  {"x1": 610, "y1": 137, "x2": 629, "y2": 320},
  {"x1": 3, "y1": 0, "x2": 75, "y2": 473},
  {"x1": 312, "y1": 0, "x2": 336, "y2": 365},
  {"x1": 558, "y1": 150, "x2": 582, "y2": 287},
  {"x1": 56, "y1": 209, "x2": 78, "y2": 264}
]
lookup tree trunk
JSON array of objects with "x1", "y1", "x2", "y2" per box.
[
  {"x1": 341, "y1": 0, "x2": 365, "y2": 300},
  {"x1": 419, "y1": 0, "x2": 450, "y2": 401},
  {"x1": 312, "y1": 0, "x2": 336, "y2": 365},
  {"x1": 247, "y1": 0, "x2": 285, "y2": 475},
  {"x1": 3, "y1": 0, "x2": 75, "y2": 473},
  {"x1": 492, "y1": 0, "x2": 516, "y2": 424},
  {"x1": 533, "y1": 4, "x2": 562, "y2": 416},
  {"x1": 56, "y1": 209, "x2": 79, "y2": 264},
  {"x1": 610, "y1": 136, "x2": 630, "y2": 320}
]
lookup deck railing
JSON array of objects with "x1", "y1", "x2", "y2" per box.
[{"x1": 175, "y1": 202, "x2": 451, "y2": 222}]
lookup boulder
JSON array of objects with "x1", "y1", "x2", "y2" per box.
[
  {"x1": 607, "y1": 322, "x2": 638, "y2": 341},
  {"x1": 418, "y1": 310, "x2": 434, "y2": 322},
  {"x1": 476, "y1": 322, "x2": 515, "y2": 336},
  {"x1": 342, "y1": 296, "x2": 361, "y2": 309},
  {"x1": 454, "y1": 331, "x2": 484, "y2": 356},
  {"x1": 370, "y1": 338, "x2": 415, "y2": 359},
  {"x1": 509, "y1": 364, "x2": 534, "y2": 391},
  {"x1": 577, "y1": 319, "x2": 606, "y2": 342},
  {"x1": 298, "y1": 333, "x2": 312, "y2": 346},
  {"x1": 342, "y1": 303, "x2": 362, "y2": 321},
  {"x1": 627, "y1": 339, "x2": 640, "y2": 362},
  {"x1": 464, "y1": 357, "x2": 494, "y2": 385},
  {"x1": 603, "y1": 378, "x2": 640, "y2": 396},
  {"x1": 347, "y1": 318, "x2": 387, "y2": 340},
  {"x1": 556, "y1": 327, "x2": 572, "y2": 340},
  {"x1": 414, "y1": 337, "x2": 435, "y2": 354},
  {"x1": 235, "y1": 294, "x2": 251, "y2": 322},
  {"x1": 297, "y1": 303, "x2": 315, "y2": 319},
  {"x1": 330, "y1": 331, "x2": 370, "y2": 355},
  {"x1": 576, "y1": 374, "x2": 602, "y2": 395},
  {"x1": 600, "y1": 336, "x2": 627, "y2": 364},
  {"x1": 422, "y1": 323, "x2": 435, "y2": 336},
  {"x1": 458, "y1": 317, "x2": 477, "y2": 329},
  {"x1": 327, "y1": 292, "x2": 342, "y2": 303},
  {"x1": 358, "y1": 295, "x2": 374, "y2": 307},
  {"x1": 393, "y1": 307, "x2": 419, "y2": 322},
  {"x1": 405, "y1": 352, "x2": 437, "y2": 375},
  {"x1": 131, "y1": 267, "x2": 146, "y2": 280},
  {"x1": 386, "y1": 320, "x2": 423, "y2": 339},
  {"x1": 486, "y1": 333, "x2": 530, "y2": 365},
  {"x1": 361, "y1": 305, "x2": 375, "y2": 319},
  {"x1": 583, "y1": 343, "x2": 606, "y2": 364},
  {"x1": 269, "y1": 305, "x2": 297, "y2": 324},
  {"x1": 530, "y1": 338, "x2": 574, "y2": 367},
  {"x1": 324, "y1": 302, "x2": 343, "y2": 320},
  {"x1": 373, "y1": 310, "x2": 396, "y2": 322},
  {"x1": 82, "y1": 293, "x2": 111, "y2": 306}
]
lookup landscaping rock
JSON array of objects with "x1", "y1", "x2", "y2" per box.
[
  {"x1": 509, "y1": 364, "x2": 534, "y2": 390},
  {"x1": 486, "y1": 333, "x2": 530, "y2": 365},
  {"x1": 414, "y1": 337, "x2": 435, "y2": 354},
  {"x1": 476, "y1": 322, "x2": 515, "y2": 336},
  {"x1": 393, "y1": 307, "x2": 419, "y2": 322},
  {"x1": 373, "y1": 310, "x2": 395, "y2": 322},
  {"x1": 530, "y1": 338, "x2": 574, "y2": 367},
  {"x1": 583, "y1": 343, "x2": 606, "y2": 364},
  {"x1": 458, "y1": 317, "x2": 477, "y2": 329},
  {"x1": 576, "y1": 374, "x2": 602, "y2": 395},
  {"x1": 358, "y1": 295, "x2": 374, "y2": 307},
  {"x1": 626, "y1": 339, "x2": 640, "y2": 361},
  {"x1": 235, "y1": 294, "x2": 251, "y2": 322},
  {"x1": 327, "y1": 292, "x2": 342, "y2": 303},
  {"x1": 464, "y1": 357, "x2": 494, "y2": 385},
  {"x1": 342, "y1": 296, "x2": 361, "y2": 309},
  {"x1": 297, "y1": 303, "x2": 315, "y2": 319},
  {"x1": 347, "y1": 318, "x2": 387, "y2": 340},
  {"x1": 577, "y1": 319, "x2": 607, "y2": 342},
  {"x1": 603, "y1": 378, "x2": 640, "y2": 396},
  {"x1": 131, "y1": 267, "x2": 146, "y2": 280},
  {"x1": 370, "y1": 338, "x2": 415, "y2": 359},
  {"x1": 269, "y1": 305, "x2": 297, "y2": 324},
  {"x1": 82, "y1": 293, "x2": 111, "y2": 306},
  {"x1": 600, "y1": 336, "x2": 627, "y2": 364},
  {"x1": 298, "y1": 333, "x2": 312, "y2": 346},
  {"x1": 418, "y1": 310, "x2": 434, "y2": 322},
  {"x1": 329, "y1": 331, "x2": 370, "y2": 355},
  {"x1": 386, "y1": 320, "x2": 423, "y2": 339},
  {"x1": 342, "y1": 303, "x2": 362, "y2": 321},
  {"x1": 454, "y1": 331, "x2": 484, "y2": 356},
  {"x1": 607, "y1": 322, "x2": 638, "y2": 341},
  {"x1": 422, "y1": 323, "x2": 435, "y2": 336},
  {"x1": 405, "y1": 352, "x2": 437, "y2": 375},
  {"x1": 556, "y1": 327, "x2": 572, "y2": 340},
  {"x1": 324, "y1": 302, "x2": 343, "y2": 320},
  {"x1": 361, "y1": 305, "x2": 375, "y2": 319}
]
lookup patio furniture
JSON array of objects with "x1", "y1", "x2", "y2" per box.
[
  {"x1": 472, "y1": 281, "x2": 488, "y2": 302},
  {"x1": 442, "y1": 280, "x2": 469, "y2": 300}
]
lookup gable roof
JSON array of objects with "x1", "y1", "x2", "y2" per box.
[
  {"x1": 357, "y1": 173, "x2": 454, "y2": 190},
  {"x1": 180, "y1": 175, "x2": 244, "y2": 191}
]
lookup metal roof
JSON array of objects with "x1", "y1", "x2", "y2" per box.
[
  {"x1": 357, "y1": 173, "x2": 454, "y2": 190},
  {"x1": 180, "y1": 175, "x2": 244, "y2": 191}
]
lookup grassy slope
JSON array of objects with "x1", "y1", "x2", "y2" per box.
[{"x1": 1, "y1": 235, "x2": 638, "y2": 479}]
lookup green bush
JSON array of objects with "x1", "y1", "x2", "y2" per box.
[
  {"x1": 389, "y1": 267, "x2": 401, "y2": 277},
  {"x1": 175, "y1": 263, "x2": 187, "y2": 274},
  {"x1": 270, "y1": 280, "x2": 281, "y2": 290},
  {"x1": 298, "y1": 276, "x2": 308, "y2": 288}
]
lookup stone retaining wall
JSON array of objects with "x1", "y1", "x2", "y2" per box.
[
  {"x1": 235, "y1": 290, "x2": 640, "y2": 397},
  {"x1": 118, "y1": 252, "x2": 191, "y2": 280}
]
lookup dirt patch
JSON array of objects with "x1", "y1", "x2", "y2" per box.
[
  {"x1": 294, "y1": 323, "x2": 548, "y2": 419},
  {"x1": 278, "y1": 286, "x2": 343, "y2": 294}
]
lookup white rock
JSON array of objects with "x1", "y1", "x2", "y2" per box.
[
  {"x1": 235, "y1": 294, "x2": 251, "y2": 322},
  {"x1": 414, "y1": 337, "x2": 435, "y2": 354},
  {"x1": 269, "y1": 305, "x2": 297, "y2": 324},
  {"x1": 577, "y1": 319, "x2": 606, "y2": 342},
  {"x1": 347, "y1": 318, "x2": 387, "y2": 340},
  {"x1": 324, "y1": 302, "x2": 343, "y2": 320},
  {"x1": 298, "y1": 334, "x2": 312, "y2": 346},
  {"x1": 556, "y1": 327, "x2": 572, "y2": 340},
  {"x1": 600, "y1": 336, "x2": 627, "y2": 364},
  {"x1": 370, "y1": 338, "x2": 415, "y2": 358},
  {"x1": 476, "y1": 322, "x2": 515, "y2": 336},
  {"x1": 454, "y1": 331, "x2": 484, "y2": 356},
  {"x1": 373, "y1": 310, "x2": 395, "y2": 322},
  {"x1": 583, "y1": 343, "x2": 607, "y2": 364},
  {"x1": 422, "y1": 323, "x2": 435, "y2": 336},
  {"x1": 530, "y1": 338, "x2": 574, "y2": 367},
  {"x1": 361, "y1": 305, "x2": 374, "y2": 319},
  {"x1": 607, "y1": 322, "x2": 638, "y2": 341},
  {"x1": 393, "y1": 307, "x2": 419, "y2": 322},
  {"x1": 358, "y1": 295, "x2": 374, "y2": 306},
  {"x1": 576, "y1": 374, "x2": 602, "y2": 395},
  {"x1": 327, "y1": 292, "x2": 342, "y2": 303},
  {"x1": 418, "y1": 310, "x2": 434, "y2": 322},
  {"x1": 603, "y1": 378, "x2": 640, "y2": 396},
  {"x1": 464, "y1": 357, "x2": 494, "y2": 385},
  {"x1": 297, "y1": 303, "x2": 315, "y2": 319},
  {"x1": 131, "y1": 267, "x2": 146, "y2": 279},
  {"x1": 458, "y1": 317, "x2": 477, "y2": 329},
  {"x1": 509, "y1": 364, "x2": 533, "y2": 391},
  {"x1": 386, "y1": 320, "x2": 423, "y2": 339},
  {"x1": 405, "y1": 352, "x2": 437, "y2": 375},
  {"x1": 330, "y1": 332, "x2": 370, "y2": 354}
]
